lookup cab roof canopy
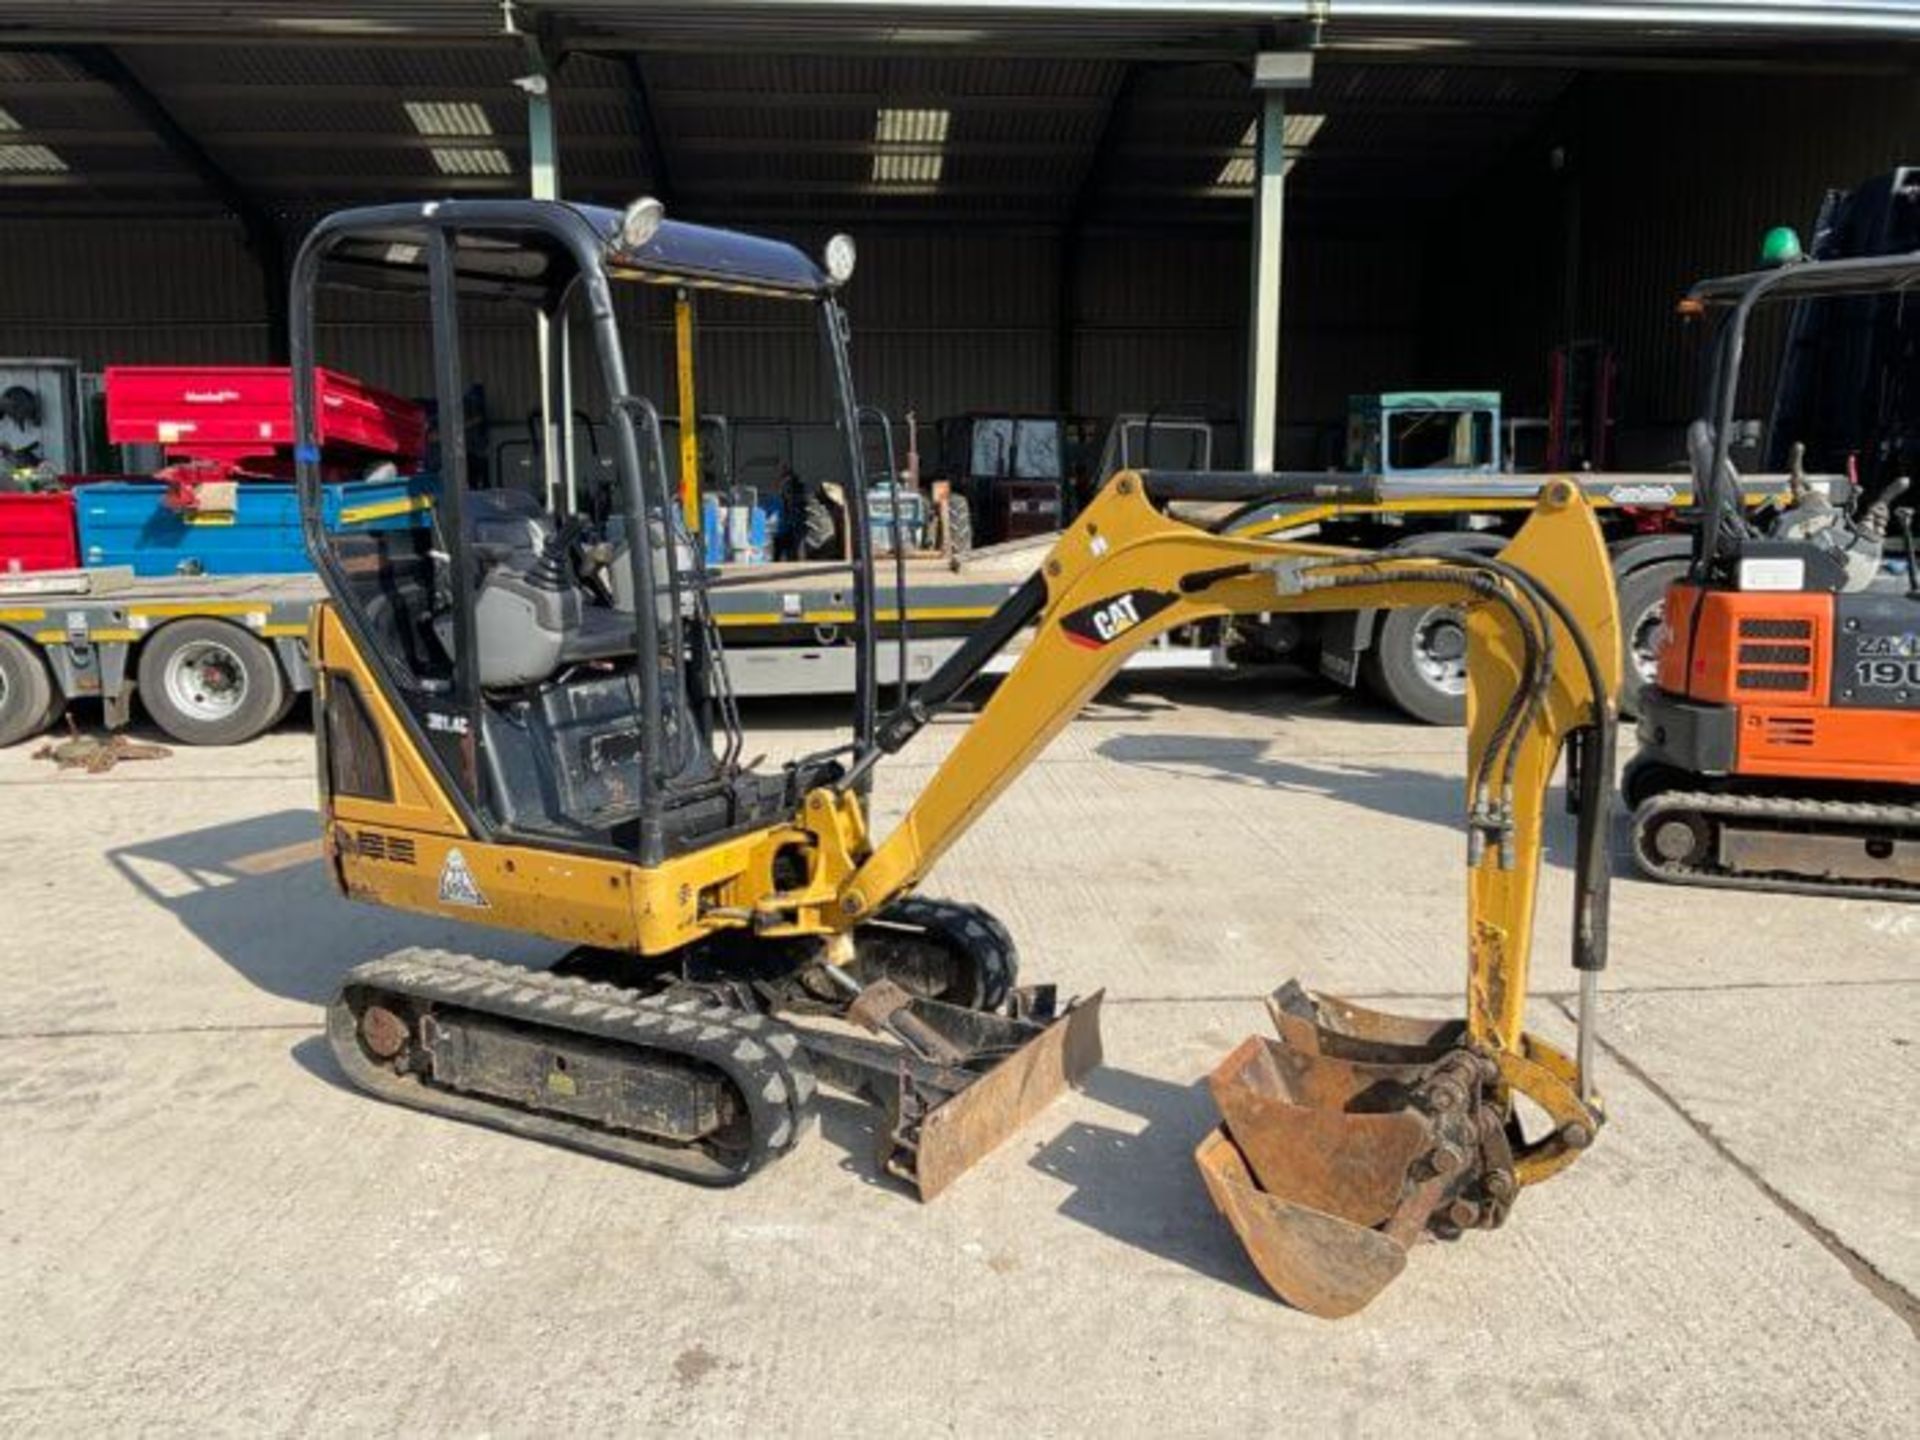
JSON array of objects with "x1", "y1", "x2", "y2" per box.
[
  {"x1": 311, "y1": 199, "x2": 831, "y2": 306},
  {"x1": 1686, "y1": 249, "x2": 1920, "y2": 309}
]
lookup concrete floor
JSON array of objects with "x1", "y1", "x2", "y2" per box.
[{"x1": 0, "y1": 672, "x2": 1913, "y2": 1436}]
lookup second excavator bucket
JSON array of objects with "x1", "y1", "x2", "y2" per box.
[{"x1": 1196, "y1": 982, "x2": 1516, "y2": 1319}]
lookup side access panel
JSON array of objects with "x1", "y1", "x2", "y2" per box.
[
  {"x1": 1734, "y1": 704, "x2": 1920, "y2": 784},
  {"x1": 1831, "y1": 591, "x2": 1920, "y2": 709}
]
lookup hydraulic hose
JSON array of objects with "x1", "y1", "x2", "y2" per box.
[
  {"x1": 1290, "y1": 562, "x2": 1548, "y2": 831},
  {"x1": 1289, "y1": 548, "x2": 1618, "y2": 1084}
]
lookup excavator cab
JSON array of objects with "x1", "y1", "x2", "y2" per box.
[
  {"x1": 294, "y1": 199, "x2": 882, "y2": 867},
  {"x1": 294, "y1": 198, "x2": 1104, "y2": 1202}
]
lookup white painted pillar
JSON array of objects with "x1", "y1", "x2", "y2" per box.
[
  {"x1": 1246, "y1": 51, "x2": 1313, "y2": 473},
  {"x1": 523, "y1": 70, "x2": 574, "y2": 513}
]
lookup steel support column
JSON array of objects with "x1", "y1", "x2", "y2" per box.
[
  {"x1": 1245, "y1": 51, "x2": 1312, "y2": 472},
  {"x1": 517, "y1": 49, "x2": 574, "y2": 513}
]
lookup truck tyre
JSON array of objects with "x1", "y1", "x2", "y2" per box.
[
  {"x1": 137, "y1": 619, "x2": 287, "y2": 746},
  {"x1": 1363, "y1": 604, "x2": 1469, "y2": 726},
  {"x1": 1359, "y1": 532, "x2": 1504, "y2": 726},
  {"x1": 0, "y1": 630, "x2": 59, "y2": 748},
  {"x1": 1615, "y1": 560, "x2": 1689, "y2": 721}
]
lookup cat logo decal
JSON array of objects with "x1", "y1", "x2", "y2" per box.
[{"x1": 1059, "y1": 589, "x2": 1176, "y2": 650}]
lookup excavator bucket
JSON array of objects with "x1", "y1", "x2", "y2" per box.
[{"x1": 1196, "y1": 982, "x2": 1514, "y2": 1318}]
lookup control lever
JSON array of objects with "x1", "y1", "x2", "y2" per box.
[
  {"x1": 1859, "y1": 475, "x2": 1911, "y2": 543},
  {"x1": 1897, "y1": 500, "x2": 1919, "y2": 599}
]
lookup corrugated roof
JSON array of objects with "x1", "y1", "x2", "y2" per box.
[{"x1": 0, "y1": 4, "x2": 1906, "y2": 224}]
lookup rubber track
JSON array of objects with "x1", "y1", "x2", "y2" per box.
[
  {"x1": 1631, "y1": 791, "x2": 1920, "y2": 900},
  {"x1": 327, "y1": 947, "x2": 818, "y2": 1184},
  {"x1": 870, "y1": 895, "x2": 1020, "y2": 1012}
]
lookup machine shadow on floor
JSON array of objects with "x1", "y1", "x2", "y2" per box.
[
  {"x1": 108, "y1": 810, "x2": 989, "y2": 1186},
  {"x1": 104, "y1": 807, "x2": 558, "y2": 1007},
  {"x1": 1095, "y1": 732, "x2": 1605, "y2": 873},
  {"x1": 814, "y1": 1093, "x2": 897, "y2": 1188},
  {"x1": 749, "y1": 1045, "x2": 1273, "y2": 1280},
  {"x1": 290, "y1": 1031, "x2": 346, "y2": 1087},
  {"x1": 1027, "y1": 1065, "x2": 1272, "y2": 1300}
]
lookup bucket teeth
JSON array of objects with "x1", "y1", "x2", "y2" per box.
[{"x1": 1199, "y1": 983, "x2": 1512, "y2": 1319}]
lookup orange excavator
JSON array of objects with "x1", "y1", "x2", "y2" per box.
[{"x1": 1626, "y1": 248, "x2": 1920, "y2": 897}]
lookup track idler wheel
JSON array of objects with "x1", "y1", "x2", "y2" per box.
[{"x1": 1195, "y1": 981, "x2": 1516, "y2": 1319}]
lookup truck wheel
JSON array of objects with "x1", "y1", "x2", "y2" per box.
[
  {"x1": 137, "y1": 619, "x2": 287, "y2": 746},
  {"x1": 1615, "y1": 560, "x2": 1689, "y2": 721},
  {"x1": 1363, "y1": 604, "x2": 1469, "y2": 726},
  {"x1": 269, "y1": 682, "x2": 300, "y2": 729},
  {"x1": 0, "y1": 631, "x2": 59, "y2": 747}
]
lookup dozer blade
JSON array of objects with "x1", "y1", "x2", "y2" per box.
[
  {"x1": 1199, "y1": 984, "x2": 1513, "y2": 1318},
  {"x1": 909, "y1": 990, "x2": 1104, "y2": 1200},
  {"x1": 800, "y1": 984, "x2": 1105, "y2": 1201}
]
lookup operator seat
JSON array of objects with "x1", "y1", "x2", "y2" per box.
[
  {"x1": 459, "y1": 489, "x2": 637, "y2": 688},
  {"x1": 455, "y1": 489, "x2": 722, "y2": 841}
]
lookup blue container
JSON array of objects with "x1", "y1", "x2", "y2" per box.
[
  {"x1": 754, "y1": 493, "x2": 784, "y2": 541},
  {"x1": 323, "y1": 474, "x2": 440, "y2": 533},
  {"x1": 76, "y1": 476, "x2": 435, "y2": 577},
  {"x1": 700, "y1": 494, "x2": 728, "y2": 566}
]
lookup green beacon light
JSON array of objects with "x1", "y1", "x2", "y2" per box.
[{"x1": 1759, "y1": 225, "x2": 1804, "y2": 268}]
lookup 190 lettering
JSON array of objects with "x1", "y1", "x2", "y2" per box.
[{"x1": 1854, "y1": 659, "x2": 1920, "y2": 689}]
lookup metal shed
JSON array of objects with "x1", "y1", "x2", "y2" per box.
[{"x1": 0, "y1": 2, "x2": 1914, "y2": 468}]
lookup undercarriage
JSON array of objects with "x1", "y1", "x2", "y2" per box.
[
  {"x1": 328, "y1": 898, "x2": 1102, "y2": 1197},
  {"x1": 1628, "y1": 783, "x2": 1920, "y2": 900}
]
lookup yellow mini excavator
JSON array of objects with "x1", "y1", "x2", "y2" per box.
[{"x1": 292, "y1": 199, "x2": 1619, "y2": 1319}]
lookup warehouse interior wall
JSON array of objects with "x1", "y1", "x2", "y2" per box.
[
  {"x1": 0, "y1": 217, "x2": 1407, "y2": 468},
  {"x1": 0, "y1": 67, "x2": 1910, "y2": 476},
  {"x1": 1428, "y1": 68, "x2": 1919, "y2": 470}
]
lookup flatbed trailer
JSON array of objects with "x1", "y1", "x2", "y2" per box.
[
  {"x1": 0, "y1": 571, "x2": 322, "y2": 747},
  {"x1": 0, "y1": 546, "x2": 1053, "y2": 748},
  {"x1": 0, "y1": 469, "x2": 1827, "y2": 747},
  {"x1": 1216, "y1": 467, "x2": 1837, "y2": 723}
]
